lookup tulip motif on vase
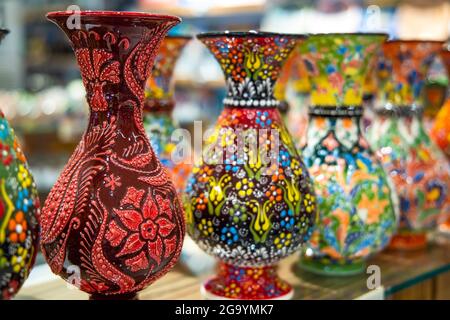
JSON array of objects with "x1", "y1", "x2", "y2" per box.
[
  {"x1": 299, "y1": 34, "x2": 399, "y2": 276},
  {"x1": 0, "y1": 29, "x2": 40, "y2": 300},
  {"x1": 184, "y1": 32, "x2": 317, "y2": 299},
  {"x1": 40, "y1": 11, "x2": 185, "y2": 300},
  {"x1": 368, "y1": 40, "x2": 450, "y2": 250}
]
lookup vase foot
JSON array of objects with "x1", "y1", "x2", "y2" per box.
[
  {"x1": 298, "y1": 258, "x2": 365, "y2": 276},
  {"x1": 89, "y1": 292, "x2": 138, "y2": 300},
  {"x1": 389, "y1": 232, "x2": 428, "y2": 251},
  {"x1": 201, "y1": 263, "x2": 293, "y2": 300}
]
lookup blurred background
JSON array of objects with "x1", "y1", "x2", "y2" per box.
[{"x1": 0, "y1": 0, "x2": 449, "y2": 270}]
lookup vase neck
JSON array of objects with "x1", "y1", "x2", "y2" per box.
[
  {"x1": 381, "y1": 41, "x2": 443, "y2": 108},
  {"x1": 47, "y1": 14, "x2": 179, "y2": 115},
  {"x1": 199, "y1": 33, "x2": 301, "y2": 109}
]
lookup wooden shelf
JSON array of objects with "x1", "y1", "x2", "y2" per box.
[{"x1": 15, "y1": 236, "x2": 450, "y2": 300}]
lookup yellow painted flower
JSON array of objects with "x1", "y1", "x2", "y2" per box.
[
  {"x1": 236, "y1": 178, "x2": 254, "y2": 198},
  {"x1": 197, "y1": 218, "x2": 213, "y2": 236},
  {"x1": 17, "y1": 164, "x2": 32, "y2": 189},
  {"x1": 11, "y1": 247, "x2": 28, "y2": 273},
  {"x1": 274, "y1": 232, "x2": 292, "y2": 249}
]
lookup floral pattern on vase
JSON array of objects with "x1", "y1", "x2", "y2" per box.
[
  {"x1": 40, "y1": 11, "x2": 185, "y2": 299},
  {"x1": 0, "y1": 29, "x2": 40, "y2": 300},
  {"x1": 184, "y1": 32, "x2": 316, "y2": 299},
  {"x1": 143, "y1": 36, "x2": 191, "y2": 193},
  {"x1": 299, "y1": 34, "x2": 398, "y2": 276},
  {"x1": 368, "y1": 40, "x2": 450, "y2": 250}
]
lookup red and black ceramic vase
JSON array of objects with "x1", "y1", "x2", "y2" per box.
[
  {"x1": 184, "y1": 31, "x2": 316, "y2": 300},
  {"x1": 40, "y1": 11, "x2": 185, "y2": 300},
  {"x1": 0, "y1": 29, "x2": 40, "y2": 300}
]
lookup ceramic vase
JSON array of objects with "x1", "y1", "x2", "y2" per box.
[
  {"x1": 143, "y1": 35, "x2": 192, "y2": 194},
  {"x1": 299, "y1": 33, "x2": 398, "y2": 276},
  {"x1": 432, "y1": 49, "x2": 450, "y2": 233},
  {"x1": 0, "y1": 29, "x2": 40, "y2": 300},
  {"x1": 184, "y1": 31, "x2": 316, "y2": 300},
  {"x1": 284, "y1": 47, "x2": 311, "y2": 149},
  {"x1": 368, "y1": 40, "x2": 450, "y2": 250},
  {"x1": 430, "y1": 49, "x2": 450, "y2": 160},
  {"x1": 40, "y1": 11, "x2": 185, "y2": 300}
]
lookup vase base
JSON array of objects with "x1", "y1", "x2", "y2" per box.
[
  {"x1": 389, "y1": 233, "x2": 428, "y2": 251},
  {"x1": 201, "y1": 263, "x2": 293, "y2": 300},
  {"x1": 89, "y1": 292, "x2": 138, "y2": 300},
  {"x1": 298, "y1": 258, "x2": 365, "y2": 276}
]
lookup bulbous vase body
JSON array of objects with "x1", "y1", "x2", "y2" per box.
[
  {"x1": 0, "y1": 29, "x2": 40, "y2": 300},
  {"x1": 143, "y1": 36, "x2": 192, "y2": 194},
  {"x1": 299, "y1": 34, "x2": 399, "y2": 276},
  {"x1": 40, "y1": 11, "x2": 185, "y2": 299},
  {"x1": 185, "y1": 32, "x2": 316, "y2": 299},
  {"x1": 368, "y1": 41, "x2": 450, "y2": 250}
]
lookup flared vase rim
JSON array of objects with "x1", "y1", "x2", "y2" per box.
[
  {"x1": 46, "y1": 10, "x2": 181, "y2": 24},
  {"x1": 196, "y1": 30, "x2": 307, "y2": 40},
  {"x1": 385, "y1": 39, "x2": 445, "y2": 45},
  {"x1": 307, "y1": 32, "x2": 388, "y2": 38}
]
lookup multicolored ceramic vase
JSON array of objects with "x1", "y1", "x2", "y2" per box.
[
  {"x1": 432, "y1": 49, "x2": 450, "y2": 233},
  {"x1": 184, "y1": 31, "x2": 316, "y2": 299},
  {"x1": 143, "y1": 35, "x2": 191, "y2": 193},
  {"x1": 0, "y1": 29, "x2": 40, "y2": 300},
  {"x1": 431, "y1": 49, "x2": 450, "y2": 160},
  {"x1": 368, "y1": 40, "x2": 450, "y2": 250},
  {"x1": 40, "y1": 11, "x2": 185, "y2": 300},
  {"x1": 283, "y1": 46, "x2": 311, "y2": 149},
  {"x1": 298, "y1": 33, "x2": 398, "y2": 276}
]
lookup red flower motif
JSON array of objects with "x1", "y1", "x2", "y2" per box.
[
  {"x1": 106, "y1": 190, "x2": 177, "y2": 272},
  {"x1": 75, "y1": 48, "x2": 120, "y2": 111}
]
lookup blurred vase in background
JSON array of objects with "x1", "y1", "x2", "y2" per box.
[
  {"x1": 0, "y1": 29, "x2": 40, "y2": 300},
  {"x1": 40, "y1": 11, "x2": 185, "y2": 300},
  {"x1": 299, "y1": 33, "x2": 398, "y2": 276},
  {"x1": 144, "y1": 35, "x2": 192, "y2": 194},
  {"x1": 143, "y1": 35, "x2": 216, "y2": 275},
  {"x1": 286, "y1": 47, "x2": 311, "y2": 149},
  {"x1": 368, "y1": 40, "x2": 450, "y2": 250},
  {"x1": 184, "y1": 31, "x2": 316, "y2": 299},
  {"x1": 431, "y1": 49, "x2": 450, "y2": 160},
  {"x1": 431, "y1": 49, "x2": 450, "y2": 234}
]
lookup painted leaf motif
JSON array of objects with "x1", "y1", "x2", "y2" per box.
[
  {"x1": 116, "y1": 233, "x2": 145, "y2": 257},
  {"x1": 113, "y1": 209, "x2": 143, "y2": 231},
  {"x1": 125, "y1": 251, "x2": 149, "y2": 272},
  {"x1": 105, "y1": 220, "x2": 127, "y2": 247}
]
